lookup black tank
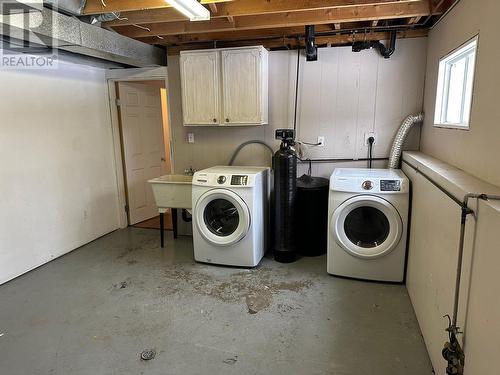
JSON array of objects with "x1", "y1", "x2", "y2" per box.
[
  {"x1": 272, "y1": 139, "x2": 297, "y2": 263},
  {"x1": 295, "y1": 174, "x2": 329, "y2": 256}
]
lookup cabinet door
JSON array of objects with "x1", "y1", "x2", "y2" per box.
[
  {"x1": 180, "y1": 51, "x2": 220, "y2": 125},
  {"x1": 221, "y1": 48, "x2": 263, "y2": 124}
]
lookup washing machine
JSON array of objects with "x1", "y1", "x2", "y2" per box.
[
  {"x1": 327, "y1": 168, "x2": 409, "y2": 282},
  {"x1": 192, "y1": 166, "x2": 270, "y2": 267}
]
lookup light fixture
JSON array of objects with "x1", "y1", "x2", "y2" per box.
[{"x1": 165, "y1": 0, "x2": 210, "y2": 21}]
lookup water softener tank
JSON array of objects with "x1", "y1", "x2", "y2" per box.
[
  {"x1": 273, "y1": 129, "x2": 297, "y2": 263},
  {"x1": 296, "y1": 174, "x2": 329, "y2": 256}
]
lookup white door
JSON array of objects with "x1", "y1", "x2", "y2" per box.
[
  {"x1": 221, "y1": 48, "x2": 263, "y2": 124},
  {"x1": 118, "y1": 82, "x2": 166, "y2": 225},
  {"x1": 180, "y1": 51, "x2": 220, "y2": 125}
]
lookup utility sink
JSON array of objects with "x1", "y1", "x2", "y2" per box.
[{"x1": 149, "y1": 174, "x2": 193, "y2": 210}]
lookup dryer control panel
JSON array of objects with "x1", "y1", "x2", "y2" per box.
[
  {"x1": 380, "y1": 180, "x2": 401, "y2": 192},
  {"x1": 330, "y1": 168, "x2": 409, "y2": 194}
]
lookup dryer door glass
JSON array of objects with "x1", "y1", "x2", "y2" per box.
[
  {"x1": 343, "y1": 206, "x2": 390, "y2": 248},
  {"x1": 331, "y1": 195, "x2": 403, "y2": 259},
  {"x1": 203, "y1": 198, "x2": 239, "y2": 237}
]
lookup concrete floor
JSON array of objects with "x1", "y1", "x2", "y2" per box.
[{"x1": 0, "y1": 228, "x2": 433, "y2": 375}]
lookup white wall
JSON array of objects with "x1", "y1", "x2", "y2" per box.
[
  {"x1": 402, "y1": 152, "x2": 500, "y2": 375},
  {"x1": 0, "y1": 58, "x2": 120, "y2": 284},
  {"x1": 167, "y1": 38, "x2": 428, "y2": 177},
  {"x1": 420, "y1": 0, "x2": 500, "y2": 186}
]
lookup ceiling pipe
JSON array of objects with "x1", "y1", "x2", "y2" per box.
[
  {"x1": 352, "y1": 29, "x2": 397, "y2": 58},
  {"x1": 305, "y1": 25, "x2": 317, "y2": 61}
]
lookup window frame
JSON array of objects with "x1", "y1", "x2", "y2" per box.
[{"x1": 434, "y1": 35, "x2": 479, "y2": 130}]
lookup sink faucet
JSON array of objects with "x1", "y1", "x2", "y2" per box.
[{"x1": 184, "y1": 167, "x2": 196, "y2": 176}]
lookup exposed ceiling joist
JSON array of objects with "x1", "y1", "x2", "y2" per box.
[
  {"x1": 165, "y1": 28, "x2": 428, "y2": 55},
  {"x1": 113, "y1": 1, "x2": 434, "y2": 38},
  {"x1": 82, "y1": 0, "x2": 231, "y2": 15},
  {"x1": 137, "y1": 25, "x2": 337, "y2": 44},
  {"x1": 103, "y1": 0, "x2": 422, "y2": 27}
]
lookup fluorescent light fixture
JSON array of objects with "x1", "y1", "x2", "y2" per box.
[{"x1": 165, "y1": 0, "x2": 210, "y2": 21}]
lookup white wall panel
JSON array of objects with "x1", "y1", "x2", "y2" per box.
[
  {"x1": 420, "y1": 0, "x2": 500, "y2": 187},
  {"x1": 0, "y1": 58, "x2": 120, "y2": 284}
]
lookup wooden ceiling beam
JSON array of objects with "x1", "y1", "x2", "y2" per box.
[
  {"x1": 83, "y1": 0, "x2": 231, "y2": 15},
  {"x1": 103, "y1": 0, "x2": 422, "y2": 27},
  {"x1": 165, "y1": 28, "x2": 428, "y2": 54},
  {"x1": 137, "y1": 25, "x2": 336, "y2": 44},
  {"x1": 114, "y1": 1, "x2": 434, "y2": 38}
]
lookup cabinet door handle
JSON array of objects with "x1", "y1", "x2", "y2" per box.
[
  {"x1": 212, "y1": 118, "x2": 217, "y2": 123},
  {"x1": 225, "y1": 118, "x2": 229, "y2": 122}
]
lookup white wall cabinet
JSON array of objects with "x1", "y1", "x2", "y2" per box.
[
  {"x1": 180, "y1": 46, "x2": 268, "y2": 126},
  {"x1": 180, "y1": 50, "x2": 220, "y2": 125}
]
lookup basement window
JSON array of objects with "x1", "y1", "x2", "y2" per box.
[{"x1": 434, "y1": 36, "x2": 478, "y2": 129}]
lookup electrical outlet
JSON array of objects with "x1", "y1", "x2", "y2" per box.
[
  {"x1": 317, "y1": 136, "x2": 325, "y2": 147},
  {"x1": 187, "y1": 133, "x2": 195, "y2": 144},
  {"x1": 364, "y1": 132, "x2": 377, "y2": 145}
]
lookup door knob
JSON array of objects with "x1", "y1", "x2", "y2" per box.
[{"x1": 161, "y1": 157, "x2": 166, "y2": 162}]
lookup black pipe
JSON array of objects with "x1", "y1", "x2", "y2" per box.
[
  {"x1": 352, "y1": 30, "x2": 397, "y2": 59},
  {"x1": 293, "y1": 47, "x2": 300, "y2": 133},
  {"x1": 305, "y1": 25, "x2": 317, "y2": 61},
  {"x1": 298, "y1": 157, "x2": 388, "y2": 163},
  {"x1": 377, "y1": 30, "x2": 397, "y2": 58}
]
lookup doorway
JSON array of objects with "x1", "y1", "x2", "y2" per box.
[{"x1": 115, "y1": 80, "x2": 173, "y2": 228}]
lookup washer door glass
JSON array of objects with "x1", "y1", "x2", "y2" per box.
[
  {"x1": 204, "y1": 198, "x2": 239, "y2": 237},
  {"x1": 332, "y1": 195, "x2": 402, "y2": 258},
  {"x1": 195, "y1": 189, "x2": 251, "y2": 246},
  {"x1": 344, "y1": 206, "x2": 390, "y2": 248}
]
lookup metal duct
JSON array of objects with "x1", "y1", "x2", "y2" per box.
[
  {"x1": 0, "y1": 6, "x2": 165, "y2": 67},
  {"x1": 388, "y1": 113, "x2": 424, "y2": 169},
  {"x1": 0, "y1": 0, "x2": 42, "y2": 14},
  {"x1": 44, "y1": 0, "x2": 85, "y2": 15}
]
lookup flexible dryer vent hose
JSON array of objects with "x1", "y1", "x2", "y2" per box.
[{"x1": 388, "y1": 113, "x2": 424, "y2": 169}]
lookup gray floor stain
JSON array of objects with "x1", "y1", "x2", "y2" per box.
[{"x1": 156, "y1": 264, "x2": 314, "y2": 313}]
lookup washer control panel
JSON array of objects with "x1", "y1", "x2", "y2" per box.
[
  {"x1": 194, "y1": 173, "x2": 254, "y2": 187},
  {"x1": 380, "y1": 179, "x2": 401, "y2": 192},
  {"x1": 231, "y1": 175, "x2": 248, "y2": 186}
]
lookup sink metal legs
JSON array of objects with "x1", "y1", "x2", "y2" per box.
[
  {"x1": 172, "y1": 208, "x2": 178, "y2": 239},
  {"x1": 160, "y1": 209, "x2": 178, "y2": 248},
  {"x1": 160, "y1": 212, "x2": 165, "y2": 248}
]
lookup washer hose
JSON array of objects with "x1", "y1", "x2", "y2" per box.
[{"x1": 228, "y1": 140, "x2": 274, "y2": 166}]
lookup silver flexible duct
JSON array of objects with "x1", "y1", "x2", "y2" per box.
[{"x1": 388, "y1": 113, "x2": 424, "y2": 169}]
